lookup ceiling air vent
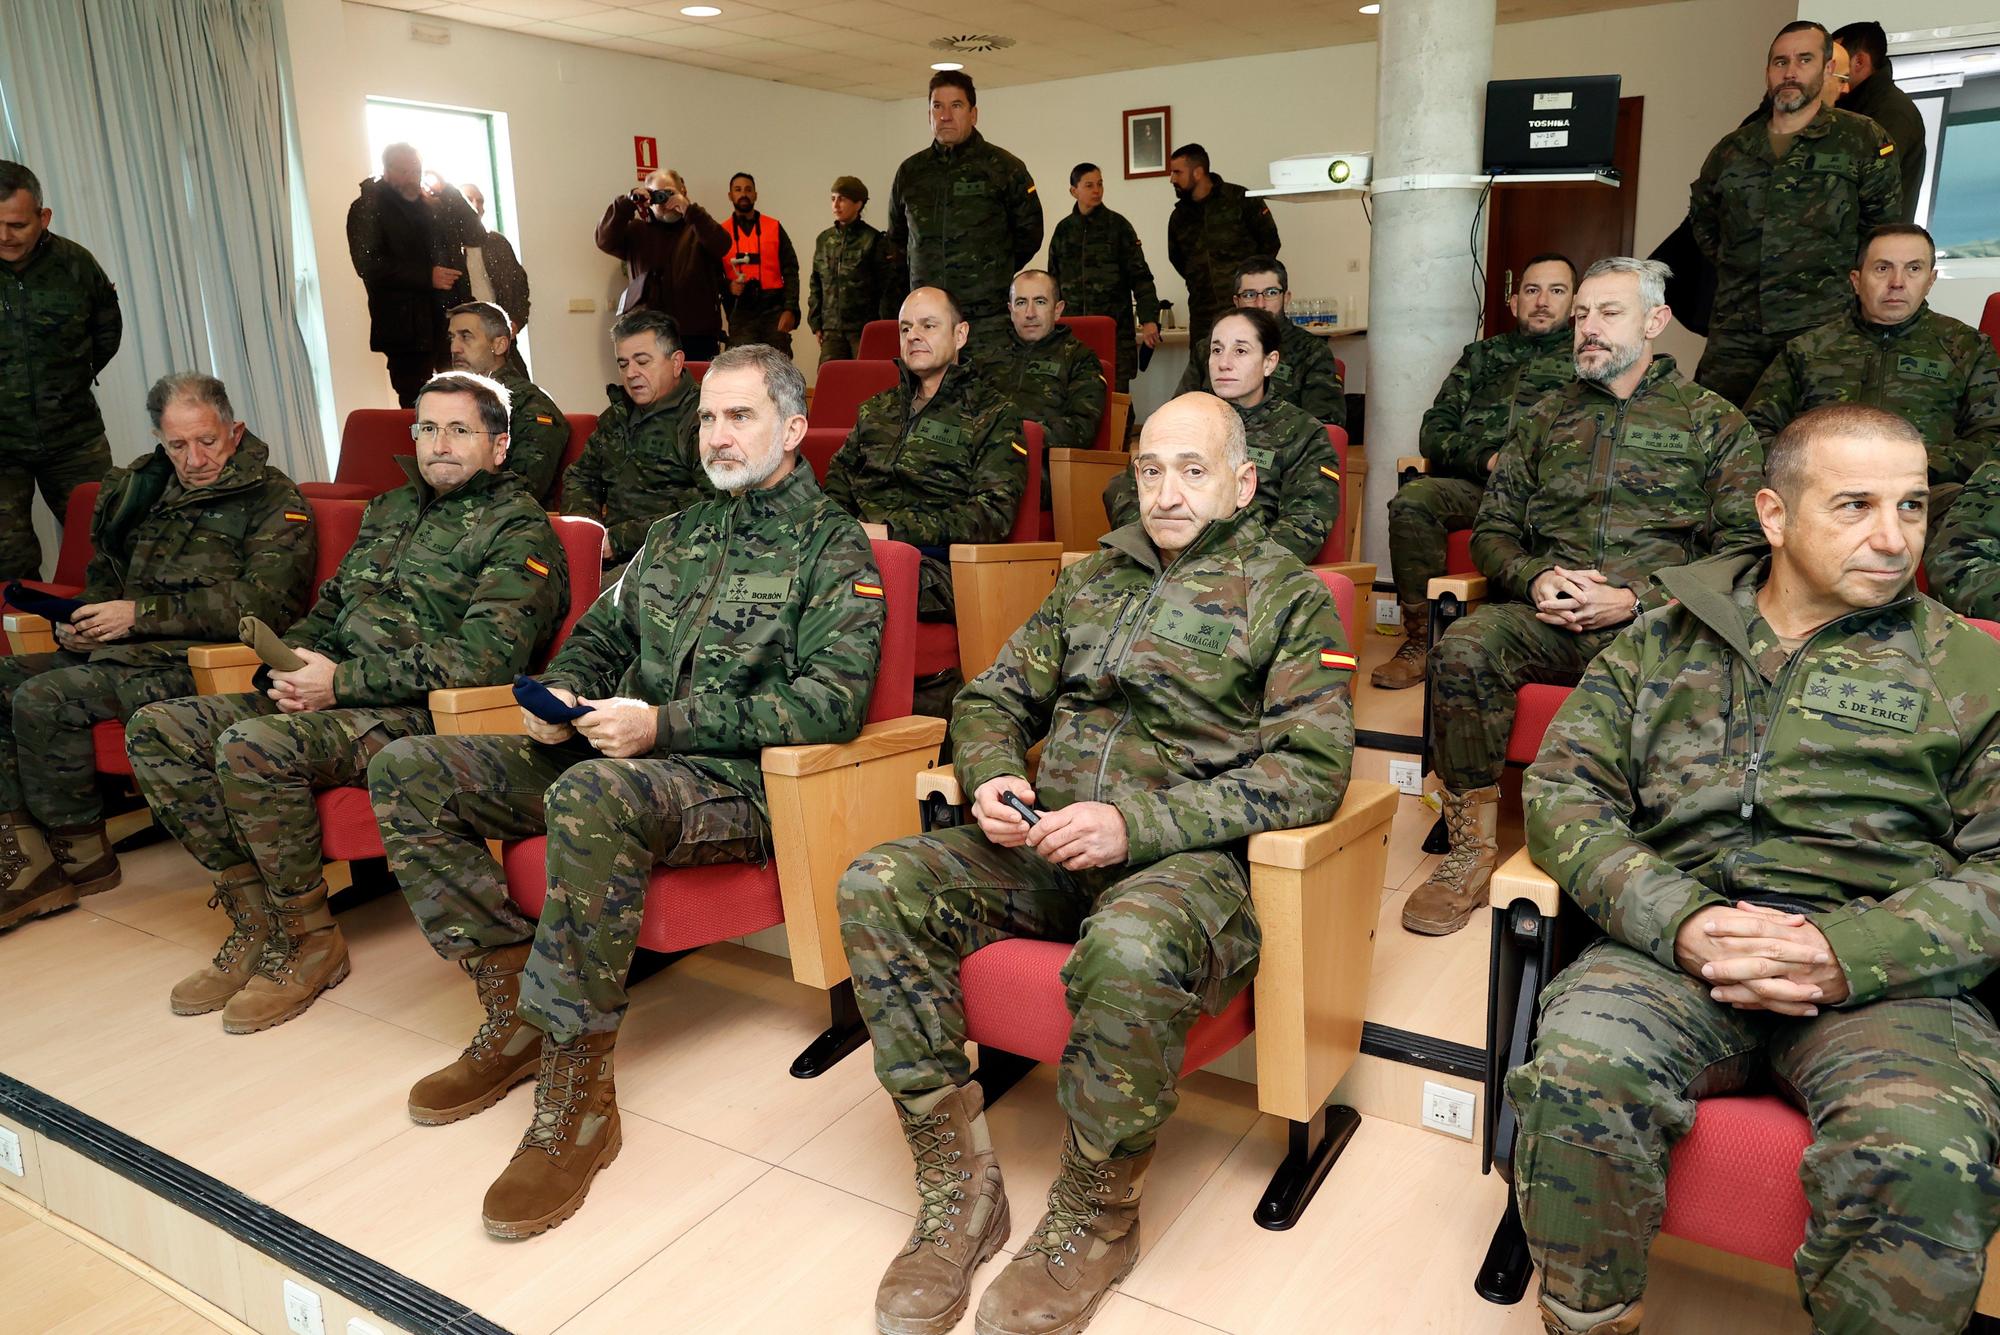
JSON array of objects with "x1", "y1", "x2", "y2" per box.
[{"x1": 929, "y1": 34, "x2": 1017, "y2": 54}]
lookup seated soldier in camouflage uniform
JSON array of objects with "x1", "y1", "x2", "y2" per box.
[
  {"x1": 0, "y1": 373, "x2": 314, "y2": 932},
  {"x1": 983, "y1": 268, "x2": 1107, "y2": 449},
  {"x1": 1373, "y1": 253, "x2": 1576, "y2": 690},
  {"x1": 1511, "y1": 404, "x2": 2000, "y2": 1335},
  {"x1": 821, "y1": 285, "x2": 1027, "y2": 715},
  {"x1": 1746, "y1": 224, "x2": 2000, "y2": 527},
  {"x1": 368, "y1": 345, "x2": 884, "y2": 1239},
  {"x1": 808, "y1": 175, "x2": 897, "y2": 363},
  {"x1": 1106, "y1": 307, "x2": 1340, "y2": 565},
  {"x1": 445, "y1": 301, "x2": 569, "y2": 504},
  {"x1": 1174, "y1": 257, "x2": 1344, "y2": 428},
  {"x1": 560, "y1": 309, "x2": 709, "y2": 570},
  {"x1": 1408, "y1": 258, "x2": 1764, "y2": 938},
  {"x1": 126, "y1": 372, "x2": 566, "y2": 1032},
  {"x1": 840, "y1": 393, "x2": 1355, "y2": 1335}
]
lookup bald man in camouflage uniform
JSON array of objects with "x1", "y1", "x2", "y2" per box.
[
  {"x1": 369, "y1": 346, "x2": 883, "y2": 1241},
  {"x1": 984, "y1": 269, "x2": 1107, "y2": 453},
  {"x1": 1510, "y1": 404, "x2": 2000, "y2": 1335},
  {"x1": 126, "y1": 372, "x2": 565, "y2": 1034},
  {"x1": 840, "y1": 393, "x2": 1354, "y2": 1335}
]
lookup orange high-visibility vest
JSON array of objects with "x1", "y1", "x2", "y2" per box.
[{"x1": 724, "y1": 214, "x2": 783, "y2": 290}]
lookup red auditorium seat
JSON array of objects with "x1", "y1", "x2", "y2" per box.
[
  {"x1": 856, "y1": 319, "x2": 899, "y2": 362},
  {"x1": 806, "y1": 359, "x2": 899, "y2": 430},
  {"x1": 1981, "y1": 292, "x2": 2000, "y2": 345},
  {"x1": 301, "y1": 409, "x2": 415, "y2": 501},
  {"x1": 1, "y1": 482, "x2": 98, "y2": 655},
  {"x1": 683, "y1": 360, "x2": 709, "y2": 382}
]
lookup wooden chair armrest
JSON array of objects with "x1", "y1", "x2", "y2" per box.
[
  {"x1": 950, "y1": 543, "x2": 1065, "y2": 682},
  {"x1": 1245, "y1": 779, "x2": 1399, "y2": 1122},
  {"x1": 1046, "y1": 448, "x2": 1131, "y2": 465},
  {"x1": 2, "y1": 613, "x2": 55, "y2": 655},
  {"x1": 1428, "y1": 573, "x2": 1488, "y2": 602},
  {"x1": 1061, "y1": 551, "x2": 1093, "y2": 569},
  {"x1": 1396, "y1": 455, "x2": 1429, "y2": 477},
  {"x1": 428, "y1": 683, "x2": 528, "y2": 736},
  {"x1": 187, "y1": 642, "x2": 261, "y2": 696},
  {"x1": 1312, "y1": 561, "x2": 1377, "y2": 596},
  {"x1": 1493, "y1": 844, "x2": 1562, "y2": 918},
  {"x1": 767, "y1": 716, "x2": 949, "y2": 989},
  {"x1": 915, "y1": 765, "x2": 963, "y2": 806},
  {"x1": 947, "y1": 541, "x2": 1066, "y2": 563},
  {"x1": 1048, "y1": 448, "x2": 1131, "y2": 553}
]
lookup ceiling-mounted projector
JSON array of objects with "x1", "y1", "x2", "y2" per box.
[{"x1": 1269, "y1": 153, "x2": 1373, "y2": 189}]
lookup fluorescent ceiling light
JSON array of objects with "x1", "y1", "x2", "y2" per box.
[
  {"x1": 930, "y1": 61, "x2": 964, "y2": 71},
  {"x1": 681, "y1": 5, "x2": 722, "y2": 16},
  {"x1": 1359, "y1": 4, "x2": 1381, "y2": 12}
]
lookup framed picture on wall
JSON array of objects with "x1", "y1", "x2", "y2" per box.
[{"x1": 1123, "y1": 106, "x2": 1170, "y2": 179}]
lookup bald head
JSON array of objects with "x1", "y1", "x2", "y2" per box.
[
  {"x1": 1132, "y1": 393, "x2": 1255, "y2": 554},
  {"x1": 898, "y1": 286, "x2": 968, "y2": 375}
]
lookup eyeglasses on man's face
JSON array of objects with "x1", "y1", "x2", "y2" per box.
[
  {"x1": 410, "y1": 423, "x2": 493, "y2": 443},
  {"x1": 1236, "y1": 286, "x2": 1285, "y2": 302}
]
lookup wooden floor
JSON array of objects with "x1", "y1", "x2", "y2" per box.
[{"x1": 0, "y1": 802, "x2": 1817, "y2": 1334}]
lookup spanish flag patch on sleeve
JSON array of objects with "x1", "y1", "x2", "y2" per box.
[
  {"x1": 1010, "y1": 440, "x2": 1028, "y2": 456},
  {"x1": 1320, "y1": 647, "x2": 1357, "y2": 671},
  {"x1": 284, "y1": 510, "x2": 309, "y2": 523},
  {"x1": 535, "y1": 414, "x2": 555, "y2": 425},
  {"x1": 1878, "y1": 143, "x2": 1895, "y2": 156},
  {"x1": 526, "y1": 556, "x2": 551, "y2": 579},
  {"x1": 1319, "y1": 466, "x2": 1340, "y2": 482},
  {"x1": 853, "y1": 581, "x2": 884, "y2": 600}
]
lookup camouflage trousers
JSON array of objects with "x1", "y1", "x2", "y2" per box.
[
  {"x1": 837, "y1": 825, "x2": 1260, "y2": 1155},
  {"x1": 962, "y1": 313, "x2": 1014, "y2": 367},
  {"x1": 818, "y1": 330, "x2": 861, "y2": 361},
  {"x1": 1385, "y1": 475, "x2": 1485, "y2": 606},
  {"x1": 1695, "y1": 326, "x2": 1799, "y2": 410},
  {"x1": 1430, "y1": 602, "x2": 1617, "y2": 791},
  {"x1": 367, "y1": 733, "x2": 768, "y2": 1044},
  {"x1": 125, "y1": 692, "x2": 431, "y2": 895},
  {"x1": 0, "y1": 434, "x2": 111, "y2": 580},
  {"x1": 725, "y1": 300, "x2": 795, "y2": 359},
  {"x1": 1509, "y1": 939, "x2": 2000, "y2": 1333},
  {"x1": 0, "y1": 652, "x2": 192, "y2": 826}
]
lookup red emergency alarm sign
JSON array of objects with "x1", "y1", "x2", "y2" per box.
[{"x1": 634, "y1": 135, "x2": 658, "y2": 182}]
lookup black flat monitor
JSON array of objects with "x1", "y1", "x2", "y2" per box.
[{"x1": 1482, "y1": 75, "x2": 1621, "y2": 175}]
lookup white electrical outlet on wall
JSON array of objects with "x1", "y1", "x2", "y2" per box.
[
  {"x1": 0, "y1": 1126, "x2": 21, "y2": 1177},
  {"x1": 282, "y1": 1280, "x2": 326, "y2": 1335},
  {"x1": 1387, "y1": 758, "x2": 1424, "y2": 796},
  {"x1": 1422, "y1": 1081, "x2": 1476, "y2": 1140}
]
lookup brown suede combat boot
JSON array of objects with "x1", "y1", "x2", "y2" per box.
[
  {"x1": 974, "y1": 1128, "x2": 1150, "y2": 1335},
  {"x1": 482, "y1": 1029, "x2": 621, "y2": 1239},
  {"x1": 170, "y1": 866, "x2": 272, "y2": 1016},
  {"x1": 1540, "y1": 1295, "x2": 1643, "y2": 1333},
  {"x1": 221, "y1": 881, "x2": 350, "y2": 1033},
  {"x1": 0, "y1": 811, "x2": 73, "y2": 932},
  {"x1": 875, "y1": 1082, "x2": 1010, "y2": 1335},
  {"x1": 47, "y1": 820, "x2": 120, "y2": 896},
  {"x1": 1369, "y1": 602, "x2": 1432, "y2": 690},
  {"x1": 1402, "y1": 784, "x2": 1501, "y2": 936},
  {"x1": 409, "y1": 943, "x2": 541, "y2": 1125}
]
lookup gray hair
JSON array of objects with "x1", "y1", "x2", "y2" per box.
[
  {"x1": 1766, "y1": 403, "x2": 1922, "y2": 503},
  {"x1": 1581, "y1": 256, "x2": 1671, "y2": 313},
  {"x1": 610, "y1": 308, "x2": 682, "y2": 356},
  {"x1": 417, "y1": 371, "x2": 511, "y2": 436},
  {"x1": 448, "y1": 300, "x2": 513, "y2": 341},
  {"x1": 0, "y1": 160, "x2": 43, "y2": 208},
  {"x1": 709, "y1": 344, "x2": 808, "y2": 422},
  {"x1": 146, "y1": 373, "x2": 234, "y2": 430},
  {"x1": 381, "y1": 142, "x2": 418, "y2": 170}
]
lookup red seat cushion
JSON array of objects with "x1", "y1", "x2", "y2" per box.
[
  {"x1": 1505, "y1": 683, "x2": 1573, "y2": 767},
  {"x1": 317, "y1": 786, "x2": 385, "y2": 862},
  {"x1": 1445, "y1": 529, "x2": 1475, "y2": 576},
  {"x1": 914, "y1": 620, "x2": 959, "y2": 679},
  {"x1": 1661, "y1": 1094, "x2": 1813, "y2": 1269},
  {"x1": 92, "y1": 721, "x2": 131, "y2": 776},
  {"x1": 502, "y1": 836, "x2": 786, "y2": 953},
  {"x1": 961, "y1": 937, "x2": 1254, "y2": 1073}
]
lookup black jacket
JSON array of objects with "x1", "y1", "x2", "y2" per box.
[{"x1": 345, "y1": 178, "x2": 479, "y2": 355}]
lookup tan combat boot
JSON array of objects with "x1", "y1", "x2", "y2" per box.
[
  {"x1": 1369, "y1": 602, "x2": 1432, "y2": 690},
  {"x1": 408, "y1": 943, "x2": 541, "y2": 1125},
  {"x1": 47, "y1": 820, "x2": 120, "y2": 896},
  {"x1": 975, "y1": 1128, "x2": 1150, "y2": 1335},
  {"x1": 1541, "y1": 1296, "x2": 1643, "y2": 1333},
  {"x1": 0, "y1": 811, "x2": 73, "y2": 932},
  {"x1": 170, "y1": 866, "x2": 272, "y2": 1015},
  {"x1": 875, "y1": 1082, "x2": 1010, "y2": 1335},
  {"x1": 221, "y1": 881, "x2": 350, "y2": 1033},
  {"x1": 1402, "y1": 784, "x2": 1501, "y2": 936},
  {"x1": 482, "y1": 1029, "x2": 621, "y2": 1239}
]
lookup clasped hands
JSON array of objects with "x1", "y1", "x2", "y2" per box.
[
  {"x1": 972, "y1": 776, "x2": 1127, "y2": 871},
  {"x1": 1674, "y1": 901, "x2": 1850, "y2": 1017},
  {"x1": 1530, "y1": 566, "x2": 1637, "y2": 632},
  {"x1": 521, "y1": 685, "x2": 658, "y2": 758},
  {"x1": 54, "y1": 599, "x2": 137, "y2": 650}
]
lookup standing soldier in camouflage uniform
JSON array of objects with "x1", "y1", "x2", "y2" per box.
[
  {"x1": 1926, "y1": 458, "x2": 2000, "y2": 619},
  {"x1": 720, "y1": 173, "x2": 803, "y2": 359},
  {"x1": 125, "y1": 372, "x2": 566, "y2": 1033},
  {"x1": 809, "y1": 176, "x2": 896, "y2": 362},
  {"x1": 1047, "y1": 163, "x2": 1160, "y2": 395},
  {"x1": 1408, "y1": 258, "x2": 1764, "y2": 938},
  {"x1": 840, "y1": 392, "x2": 1354, "y2": 1335},
  {"x1": 1166, "y1": 145, "x2": 1282, "y2": 355},
  {"x1": 822, "y1": 286, "x2": 1026, "y2": 714},
  {"x1": 888, "y1": 71, "x2": 1042, "y2": 364},
  {"x1": 1175, "y1": 257, "x2": 1345, "y2": 427},
  {"x1": 984, "y1": 269, "x2": 1107, "y2": 450},
  {"x1": 445, "y1": 301, "x2": 569, "y2": 504},
  {"x1": 1510, "y1": 404, "x2": 2000, "y2": 1335},
  {"x1": 1105, "y1": 308, "x2": 1339, "y2": 565},
  {"x1": 1690, "y1": 20, "x2": 1902, "y2": 407},
  {"x1": 559, "y1": 310, "x2": 708, "y2": 569},
  {"x1": 368, "y1": 345, "x2": 883, "y2": 1239},
  {"x1": 0, "y1": 160, "x2": 122, "y2": 581},
  {"x1": 0, "y1": 374, "x2": 313, "y2": 932},
  {"x1": 1746, "y1": 224, "x2": 1999, "y2": 523},
  {"x1": 1374, "y1": 253, "x2": 1577, "y2": 690}
]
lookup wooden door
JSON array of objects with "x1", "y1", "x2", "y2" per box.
[{"x1": 1482, "y1": 96, "x2": 1644, "y2": 336}]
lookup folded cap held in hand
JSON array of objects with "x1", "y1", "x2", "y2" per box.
[
  {"x1": 238, "y1": 615, "x2": 306, "y2": 672},
  {"x1": 513, "y1": 675, "x2": 593, "y2": 724},
  {"x1": 3, "y1": 581, "x2": 86, "y2": 624}
]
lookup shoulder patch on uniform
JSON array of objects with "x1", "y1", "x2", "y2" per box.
[
  {"x1": 1878, "y1": 143, "x2": 1895, "y2": 157},
  {"x1": 284, "y1": 510, "x2": 310, "y2": 523},
  {"x1": 535, "y1": 415, "x2": 555, "y2": 425},
  {"x1": 525, "y1": 556, "x2": 551, "y2": 578},
  {"x1": 852, "y1": 580, "x2": 884, "y2": 600},
  {"x1": 1320, "y1": 647, "x2": 1357, "y2": 671},
  {"x1": 1010, "y1": 440, "x2": 1028, "y2": 456},
  {"x1": 1319, "y1": 466, "x2": 1340, "y2": 482}
]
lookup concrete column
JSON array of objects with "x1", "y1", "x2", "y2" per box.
[{"x1": 1361, "y1": 0, "x2": 1496, "y2": 569}]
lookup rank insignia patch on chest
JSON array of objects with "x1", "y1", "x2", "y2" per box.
[
  {"x1": 1320, "y1": 647, "x2": 1357, "y2": 671},
  {"x1": 1802, "y1": 671, "x2": 1922, "y2": 733},
  {"x1": 724, "y1": 573, "x2": 793, "y2": 604}
]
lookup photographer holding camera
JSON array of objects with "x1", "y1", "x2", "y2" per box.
[
  {"x1": 594, "y1": 168, "x2": 732, "y2": 361},
  {"x1": 720, "y1": 172, "x2": 801, "y2": 360}
]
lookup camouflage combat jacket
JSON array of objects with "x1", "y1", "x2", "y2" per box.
[
  {"x1": 1525, "y1": 552, "x2": 2000, "y2": 1006},
  {"x1": 77, "y1": 434, "x2": 314, "y2": 669},
  {"x1": 953, "y1": 507, "x2": 1354, "y2": 867},
  {"x1": 1744, "y1": 303, "x2": 2000, "y2": 486},
  {"x1": 494, "y1": 364, "x2": 569, "y2": 504},
  {"x1": 808, "y1": 218, "x2": 897, "y2": 336},
  {"x1": 1166, "y1": 176, "x2": 1282, "y2": 332},
  {"x1": 1104, "y1": 393, "x2": 1340, "y2": 565},
  {"x1": 560, "y1": 374, "x2": 707, "y2": 564},
  {"x1": 1472, "y1": 355, "x2": 1764, "y2": 602},
  {"x1": 0, "y1": 231, "x2": 122, "y2": 453},
  {"x1": 538, "y1": 463, "x2": 882, "y2": 818},
  {"x1": 1691, "y1": 105, "x2": 1902, "y2": 337},
  {"x1": 288, "y1": 461, "x2": 566, "y2": 706},
  {"x1": 888, "y1": 130, "x2": 1043, "y2": 320},
  {"x1": 1419, "y1": 323, "x2": 1575, "y2": 483},
  {"x1": 1927, "y1": 460, "x2": 2000, "y2": 619},
  {"x1": 1047, "y1": 204, "x2": 1159, "y2": 331},
  {"x1": 821, "y1": 360, "x2": 1027, "y2": 548},
  {"x1": 981, "y1": 324, "x2": 1107, "y2": 449}
]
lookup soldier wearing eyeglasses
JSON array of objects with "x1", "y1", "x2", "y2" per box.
[{"x1": 125, "y1": 371, "x2": 567, "y2": 1034}]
